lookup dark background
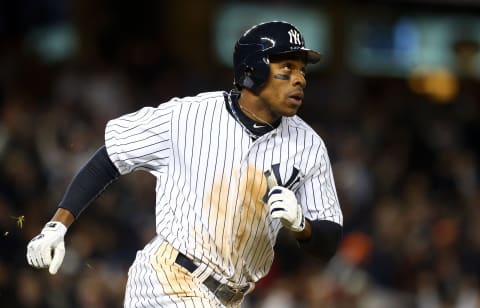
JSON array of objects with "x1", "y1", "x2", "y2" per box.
[{"x1": 0, "y1": 1, "x2": 479, "y2": 307}]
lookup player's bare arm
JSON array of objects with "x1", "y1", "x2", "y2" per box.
[
  {"x1": 291, "y1": 219, "x2": 312, "y2": 241},
  {"x1": 51, "y1": 208, "x2": 75, "y2": 228}
]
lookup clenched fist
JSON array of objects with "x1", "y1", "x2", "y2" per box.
[
  {"x1": 26, "y1": 221, "x2": 67, "y2": 274},
  {"x1": 266, "y1": 172, "x2": 305, "y2": 232}
]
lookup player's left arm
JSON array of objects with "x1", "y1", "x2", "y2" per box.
[
  {"x1": 266, "y1": 151, "x2": 343, "y2": 262},
  {"x1": 266, "y1": 182, "x2": 342, "y2": 262},
  {"x1": 294, "y1": 156, "x2": 343, "y2": 262},
  {"x1": 294, "y1": 218, "x2": 342, "y2": 262}
]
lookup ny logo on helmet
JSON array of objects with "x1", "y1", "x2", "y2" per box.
[{"x1": 288, "y1": 29, "x2": 302, "y2": 45}]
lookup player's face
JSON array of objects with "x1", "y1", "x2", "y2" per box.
[{"x1": 258, "y1": 53, "x2": 307, "y2": 121}]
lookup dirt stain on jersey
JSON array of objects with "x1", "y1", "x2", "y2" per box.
[
  {"x1": 234, "y1": 164, "x2": 270, "y2": 253},
  {"x1": 204, "y1": 165, "x2": 270, "y2": 260}
]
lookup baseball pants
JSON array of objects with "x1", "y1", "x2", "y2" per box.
[{"x1": 124, "y1": 238, "x2": 243, "y2": 308}]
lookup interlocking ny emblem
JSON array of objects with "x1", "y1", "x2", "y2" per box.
[{"x1": 288, "y1": 29, "x2": 302, "y2": 45}]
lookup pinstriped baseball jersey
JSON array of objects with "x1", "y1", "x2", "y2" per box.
[{"x1": 105, "y1": 90, "x2": 342, "y2": 302}]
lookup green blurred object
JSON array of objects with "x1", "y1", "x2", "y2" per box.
[{"x1": 25, "y1": 24, "x2": 77, "y2": 63}]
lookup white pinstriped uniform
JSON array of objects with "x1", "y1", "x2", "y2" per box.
[{"x1": 104, "y1": 91, "x2": 343, "y2": 307}]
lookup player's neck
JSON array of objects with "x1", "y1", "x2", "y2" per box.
[{"x1": 238, "y1": 90, "x2": 279, "y2": 125}]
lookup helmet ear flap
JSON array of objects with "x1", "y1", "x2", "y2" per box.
[
  {"x1": 241, "y1": 69, "x2": 255, "y2": 89},
  {"x1": 234, "y1": 63, "x2": 252, "y2": 90},
  {"x1": 238, "y1": 56, "x2": 270, "y2": 90}
]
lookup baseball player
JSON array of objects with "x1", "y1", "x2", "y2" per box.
[{"x1": 26, "y1": 21, "x2": 343, "y2": 307}]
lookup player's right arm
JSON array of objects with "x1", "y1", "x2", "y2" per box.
[
  {"x1": 27, "y1": 103, "x2": 174, "y2": 274},
  {"x1": 26, "y1": 145, "x2": 120, "y2": 274}
]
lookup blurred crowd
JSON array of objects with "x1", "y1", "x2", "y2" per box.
[{"x1": 1, "y1": 1, "x2": 480, "y2": 308}]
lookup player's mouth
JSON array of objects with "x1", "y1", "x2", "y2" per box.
[{"x1": 287, "y1": 92, "x2": 304, "y2": 106}]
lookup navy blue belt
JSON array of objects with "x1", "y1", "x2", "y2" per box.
[{"x1": 175, "y1": 252, "x2": 249, "y2": 305}]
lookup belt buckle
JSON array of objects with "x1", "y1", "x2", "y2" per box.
[{"x1": 213, "y1": 283, "x2": 247, "y2": 305}]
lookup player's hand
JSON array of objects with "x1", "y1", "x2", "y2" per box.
[
  {"x1": 26, "y1": 221, "x2": 67, "y2": 275},
  {"x1": 266, "y1": 173, "x2": 305, "y2": 232}
]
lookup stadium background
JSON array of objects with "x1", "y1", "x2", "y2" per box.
[{"x1": 0, "y1": 0, "x2": 479, "y2": 307}]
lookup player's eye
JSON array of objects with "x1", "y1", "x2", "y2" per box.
[{"x1": 282, "y1": 63, "x2": 292, "y2": 72}]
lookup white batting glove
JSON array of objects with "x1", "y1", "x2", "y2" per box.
[
  {"x1": 26, "y1": 221, "x2": 67, "y2": 275},
  {"x1": 268, "y1": 186, "x2": 306, "y2": 232},
  {"x1": 265, "y1": 172, "x2": 305, "y2": 232}
]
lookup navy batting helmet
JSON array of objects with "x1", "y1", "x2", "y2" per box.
[{"x1": 233, "y1": 21, "x2": 321, "y2": 90}]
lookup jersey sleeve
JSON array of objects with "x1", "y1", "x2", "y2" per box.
[
  {"x1": 296, "y1": 144, "x2": 343, "y2": 226},
  {"x1": 104, "y1": 103, "x2": 174, "y2": 175}
]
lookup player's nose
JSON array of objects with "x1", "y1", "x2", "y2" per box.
[{"x1": 291, "y1": 71, "x2": 306, "y2": 88}]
